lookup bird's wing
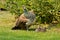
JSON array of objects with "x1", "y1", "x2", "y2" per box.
[{"x1": 19, "y1": 14, "x2": 28, "y2": 22}]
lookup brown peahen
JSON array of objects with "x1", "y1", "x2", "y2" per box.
[{"x1": 12, "y1": 6, "x2": 36, "y2": 31}]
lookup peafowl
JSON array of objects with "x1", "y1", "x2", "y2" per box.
[
  {"x1": 12, "y1": 5, "x2": 36, "y2": 31},
  {"x1": 12, "y1": 6, "x2": 36, "y2": 30}
]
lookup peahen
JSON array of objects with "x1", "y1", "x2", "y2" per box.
[{"x1": 12, "y1": 5, "x2": 36, "y2": 31}]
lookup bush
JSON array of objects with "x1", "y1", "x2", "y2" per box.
[{"x1": 5, "y1": 0, "x2": 60, "y2": 24}]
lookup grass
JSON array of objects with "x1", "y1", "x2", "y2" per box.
[{"x1": 0, "y1": 11, "x2": 60, "y2": 40}]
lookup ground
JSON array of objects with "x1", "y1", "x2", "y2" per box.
[{"x1": 0, "y1": 11, "x2": 60, "y2": 40}]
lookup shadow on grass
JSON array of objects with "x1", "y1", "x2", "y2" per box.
[
  {"x1": 12, "y1": 28, "x2": 35, "y2": 31},
  {"x1": 28, "y1": 28, "x2": 35, "y2": 31}
]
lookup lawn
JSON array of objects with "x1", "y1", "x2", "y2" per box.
[{"x1": 0, "y1": 11, "x2": 60, "y2": 40}]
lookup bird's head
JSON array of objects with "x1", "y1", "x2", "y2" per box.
[{"x1": 22, "y1": 5, "x2": 26, "y2": 9}]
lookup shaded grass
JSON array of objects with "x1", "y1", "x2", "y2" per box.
[{"x1": 0, "y1": 11, "x2": 60, "y2": 40}]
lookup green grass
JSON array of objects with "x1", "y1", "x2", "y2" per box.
[{"x1": 0, "y1": 11, "x2": 60, "y2": 40}]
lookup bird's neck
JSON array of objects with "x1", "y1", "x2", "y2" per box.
[{"x1": 24, "y1": 9, "x2": 28, "y2": 14}]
